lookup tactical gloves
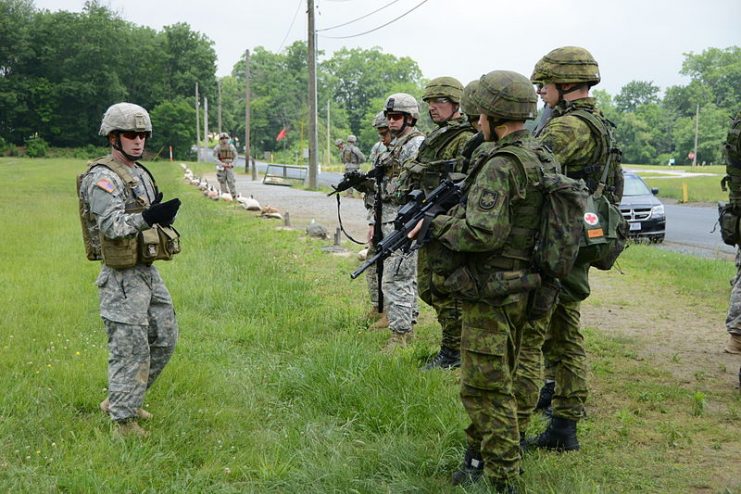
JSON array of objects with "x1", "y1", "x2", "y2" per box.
[{"x1": 142, "y1": 198, "x2": 181, "y2": 226}]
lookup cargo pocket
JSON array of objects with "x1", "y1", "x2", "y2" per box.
[{"x1": 461, "y1": 328, "x2": 509, "y2": 392}]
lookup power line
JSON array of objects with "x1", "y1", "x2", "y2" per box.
[
  {"x1": 319, "y1": 0, "x2": 430, "y2": 39},
  {"x1": 278, "y1": 0, "x2": 304, "y2": 52},
  {"x1": 317, "y1": 0, "x2": 403, "y2": 32}
]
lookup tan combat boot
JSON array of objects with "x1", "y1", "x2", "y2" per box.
[
  {"x1": 115, "y1": 420, "x2": 149, "y2": 438},
  {"x1": 369, "y1": 312, "x2": 389, "y2": 331},
  {"x1": 726, "y1": 333, "x2": 741, "y2": 354},
  {"x1": 365, "y1": 307, "x2": 380, "y2": 320},
  {"x1": 100, "y1": 398, "x2": 153, "y2": 421},
  {"x1": 383, "y1": 330, "x2": 414, "y2": 353}
]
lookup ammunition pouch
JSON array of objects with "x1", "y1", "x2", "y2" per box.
[
  {"x1": 719, "y1": 202, "x2": 740, "y2": 246},
  {"x1": 102, "y1": 225, "x2": 181, "y2": 269},
  {"x1": 441, "y1": 266, "x2": 541, "y2": 303}
]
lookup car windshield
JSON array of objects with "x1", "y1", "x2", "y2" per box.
[{"x1": 622, "y1": 175, "x2": 652, "y2": 196}]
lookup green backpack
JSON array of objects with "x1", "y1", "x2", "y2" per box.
[{"x1": 725, "y1": 112, "x2": 741, "y2": 168}]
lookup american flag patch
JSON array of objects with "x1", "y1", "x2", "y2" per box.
[{"x1": 95, "y1": 178, "x2": 115, "y2": 193}]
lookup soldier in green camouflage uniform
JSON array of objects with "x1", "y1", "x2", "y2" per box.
[
  {"x1": 524, "y1": 46, "x2": 623, "y2": 451},
  {"x1": 396, "y1": 77, "x2": 475, "y2": 369},
  {"x1": 79, "y1": 103, "x2": 181, "y2": 437},
  {"x1": 723, "y1": 111, "x2": 741, "y2": 355},
  {"x1": 419, "y1": 71, "x2": 554, "y2": 491},
  {"x1": 369, "y1": 93, "x2": 426, "y2": 347}
]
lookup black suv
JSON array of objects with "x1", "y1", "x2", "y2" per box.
[{"x1": 619, "y1": 171, "x2": 666, "y2": 243}]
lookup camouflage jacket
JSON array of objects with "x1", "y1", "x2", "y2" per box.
[
  {"x1": 341, "y1": 144, "x2": 365, "y2": 165},
  {"x1": 431, "y1": 130, "x2": 556, "y2": 273},
  {"x1": 539, "y1": 98, "x2": 623, "y2": 204},
  {"x1": 395, "y1": 116, "x2": 475, "y2": 197},
  {"x1": 724, "y1": 111, "x2": 741, "y2": 207}
]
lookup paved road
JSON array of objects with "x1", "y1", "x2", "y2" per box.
[{"x1": 662, "y1": 203, "x2": 735, "y2": 259}]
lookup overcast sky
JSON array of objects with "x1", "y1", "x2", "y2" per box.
[{"x1": 34, "y1": 0, "x2": 740, "y2": 97}]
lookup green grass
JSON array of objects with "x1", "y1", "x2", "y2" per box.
[
  {"x1": 1, "y1": 157, "x2": 739, "y2": 493},
  {"x1": 626, "y1": 164, "x2": 726, "y2": 203}
]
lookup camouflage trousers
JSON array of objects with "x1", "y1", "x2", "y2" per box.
[
  {"x1": 417, "y1": 247, "x2": 462, "y2": 351},
  {"x1": 460, "y1": 297, "x2": 527, "y2": 483},
  {"x1": 725, "y1": 248, "x2": 741, "y2": 336},
  {"x1": 96, "y1": 264, "x2": 179, "y2": 422},
  {"x1": 378, "y1": 222, "x2": 417, "y2": 333},
  {"x1": 513, "y1": 316, "x2": 548, "y2": 431},
  {"x1": 216, "y1": 167, "x2": 237, "y2": 197}
]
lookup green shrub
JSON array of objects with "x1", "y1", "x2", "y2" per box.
[{"x1": 25, "y1": 137, "x2": 49, "y2": 158}]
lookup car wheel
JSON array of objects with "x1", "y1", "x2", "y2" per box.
[{"x1": 651, "y1": 235, "x2": 665, "y2": 244}]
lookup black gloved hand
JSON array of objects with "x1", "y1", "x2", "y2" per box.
[
  {"x1": 152, "y1": 191, "x2": 164, "y2": 204},
  {"x1": 142, "y1": 198, "x2": 181, "y2": 226}
]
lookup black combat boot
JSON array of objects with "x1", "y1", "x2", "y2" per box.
[
  {"x1": 526, "y1": 416, "x2": 580, "y2": 452},
  {"x1": 487, "y1": 479, "x2": 519, "y2": 494},
  {"x1": 535, "y1": 381, "x2": 555, "y2": 411},
  {"x1": 451, "y1": 444, "x2": 484, "y2": 486},
  {"x1": 423, "y1": 347, "x2": 461, "y2": 370}
]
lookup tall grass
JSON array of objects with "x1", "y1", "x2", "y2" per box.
[{"x1": 0, "y1": 158, "x2": 739, "y2": 493}]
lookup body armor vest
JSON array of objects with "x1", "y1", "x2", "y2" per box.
[{"x1": 217, "y1": 145, "x2": 236, "y2": 163}]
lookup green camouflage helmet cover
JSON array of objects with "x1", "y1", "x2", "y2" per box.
[
  {"x1": 530, "y1": 46, "x2": 601, "y2": 85},
  {"x1": 460, "y1": 80, "x2": 480, "y2": 115},
  {"x1": 372, "y1": 111, "x2": 388, "y2": 128},
  {"x1": 473, "y1": 70, "x2": 537, "y2": 121},
  {"x1": 384, "y1": 93, "x2": 420, "y2": 120},
  {"x1": 423, "y1": 76, "x2": 464, "y2": 104},
  {"x1": 99, "y1": 102, "x2": 152, "y2": 137}
]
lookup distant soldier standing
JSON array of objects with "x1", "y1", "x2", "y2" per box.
[
  {"x1": 412, "y1": 71, "x2": 555, "y2": 490},
  {"x1": 396, "y1": 77, "x2": 476, "y2": 369},
  {"x1": 524, "y1": 47, "x2": 623, "y2": 451},
  {"x1": 722, "y1": 110, "x2": 741, "y2": 355},
  {"x1": 341, "y1": 134, "x2": 366, "y2": 173},
  {"x1": 213, "y1": 132, "x2": 239, "y2": 197},
  {"x1": 369, "y1": 93, "x2": 425, "y2": 348},
  {"x1": 78, "y1": 103, "x2": 181, "y2": 437}
]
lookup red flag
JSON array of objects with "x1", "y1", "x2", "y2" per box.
[{"x1": 276, "y1": 127, "x2": 288, "y2": 141}]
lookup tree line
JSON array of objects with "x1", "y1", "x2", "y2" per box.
[{"x1": 1, "y1": 0, "x2": 738, "y2": 164}]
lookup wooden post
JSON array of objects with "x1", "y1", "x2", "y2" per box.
[
  {"x1": 245, "y1": 49, "x2": 255, "y2": 180},
  {"x1": 692, "y1": 103, "x2": 699, "y2": 167},
  {"x1": 195, "y1": 82, "x2": 201, "y2": 162},
  {"x1": 217, "y1": 79, "x2": 223, "y2": 134},
  {"x1": 307, "y1": 0, "x2": 318, "y2": 189}
]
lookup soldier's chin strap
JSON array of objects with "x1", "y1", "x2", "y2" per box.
[{"x1": 112, "y1": 132, "x2": 144, "y2": 162}]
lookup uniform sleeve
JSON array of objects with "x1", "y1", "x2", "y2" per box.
[
  {"x1": 430, "y1": 155, "x2": 526, "y2": 252},
  {"x1": 86, "y1": 169, "x2": 148, "y2": 240},
  {"x1": 231, "y1": 144, "x2": 239, "y2": 162},
  {"x1": 539, "y1": 115, "x2": 594, "y2": 170},
  {"x1": 355, "y1": 147, "x2": 365, "y2": 163},
  {"x1": 213, "y1": 145, "x2": 219, "y2": 158}
]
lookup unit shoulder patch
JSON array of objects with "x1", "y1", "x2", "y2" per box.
[{"x1": 479, "y1": 189, "x2": 500, "y2": 210}]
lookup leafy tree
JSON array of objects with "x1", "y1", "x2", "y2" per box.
[
  {"x1": 149, "y1": 98, "x2": 196, "y2": 160},
  {"x1": 672, "y1": 103, "x2": 729, "y2": 165},
  {"x1": 680, "y1": 46, "x2": 740, "y2": 112},
  {"x1": 615, "y1": 80, "x2": 660, "y2": 112}
]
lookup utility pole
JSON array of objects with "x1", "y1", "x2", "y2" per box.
[
  {"x1": 204, "y1": 97, "x2": 209, "y2": 157},
  {"x1": 244, "y1": 49, "x2": 255, "y2": 179},
  {"x1": 326, "y1": 100, "x2": 331, "y2": 168},
  {"x1": 307, "y1": 0, "x2": 318, "y2": 189},
  {"x1": 195, "y1": 82, "x2": 201, "y2": 162},
  {"x1": 692, "y1": 103, "x2": 699, "y2": 167},
  {"x1": 217, "y1": 79, "x2": 223, "y2": 134}
]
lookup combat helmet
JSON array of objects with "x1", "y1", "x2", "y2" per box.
[
  {"x1": 473, "y1": 70, "x2": 537, "y2": 121},
  {"x1": 335, "y1": 138, "x2": 344, "y2": 146},
  {"x1": 347, "y1": 135, "x2": 357, "y2": 144},
  {"x1": 530, "y1": 46, "x2": 600, "y2": 86},
  {"x1": 460, "y1": 80, "x2": 480, "y2": 116},
  {"x1": 99, "y1": 102, "x2": 152, "y2": 137},
  {"x1": 219, "y1": 132, "x2": 230, "y2": 140},
  {"x1": 384, "y1": 93, "x2": 420, "y2": 121},
  {"x1": 372, "y1": 111, "x2": 388, "y2": 129},
  {"x1": 423, "y1": 76, "x2": 464, "y2": 104}
]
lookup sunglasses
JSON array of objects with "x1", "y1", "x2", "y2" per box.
[
  {"x1": 120, "y1": 131, "x2": 149, "y2": 140},
  {"x1": 385, "y1": 113, "x2": 405, "y2": 121}
]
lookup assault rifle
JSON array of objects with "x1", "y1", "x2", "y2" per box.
[
  {"x1": 351, "y1": 178, "x2": 465, "y2": 279},
  {"x1": 328, "y1": 168, "x2": 381, "y2": 197}
]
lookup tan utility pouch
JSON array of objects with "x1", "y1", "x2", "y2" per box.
[
  {"x1": 101, "y1": 235, "x2": 139, "y2": 269},
  {"x1": 138, "y1": 225, "x2": 181, "y2": 262}
]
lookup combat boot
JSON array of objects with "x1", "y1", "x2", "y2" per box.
[
  {"x1": 725, "y1": 333, "x2": 741, "y2": 354},
  {"x1": 488, "y1": 479, "x2": 518, "y2": 494},
  {"x1": 383, "y1": 330, "x2": 414, "y2": 352},
  {"x1": 100, "y1": 398, "x2": 153, "y2": 420},
  {"x1": 422, "y1": 347, "x2": 461, "y2": 370},
  {"x1": 451, "y1": 444, "x2": 484, "y2": 486},
  {"x1": 115, "y1": 420, "x2": 149, "y2": 438},
  {"x1": 369, "y1": 312, "x2": 389, "y2": 331},
  {"x1": 526, "y1": 416, "x2": 580, "y2": 452},
  {"x1": 535, "y1": 381, "x2": 555, "y2": 412},
  {"x1": 365, "y1": 307, "x2": 380, "y2": 321}
]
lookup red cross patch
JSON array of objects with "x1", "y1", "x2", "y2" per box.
[{"x1": 584, "y1": 212, "x2": 600, "y2": 226}]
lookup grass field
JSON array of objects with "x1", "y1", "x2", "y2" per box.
[
  {"x1": 626, "y1": 164, "x2": 726, "y2": 203},
  {"x1": 0, "y1": 157, "x2": 739, "y2": 493}
]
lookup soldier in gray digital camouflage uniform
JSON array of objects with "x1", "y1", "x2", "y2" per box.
[
  {"x1": 78, "y1": 103, "x2": 181, "y2": 437},
  {"x1": 213, "y1": 132, "x2": 239, "y2": 197},
  {"x1": 367, "y1": 93, "x2": 425, "y2": 348}
]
